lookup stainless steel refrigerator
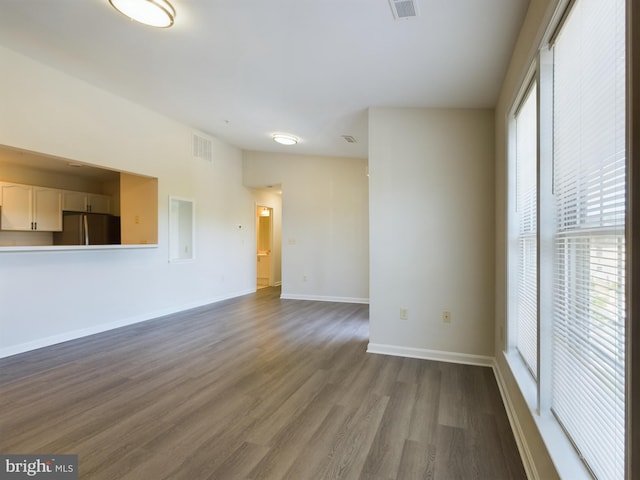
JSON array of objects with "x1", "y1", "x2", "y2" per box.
[{"x1": 53, "y1": 212, "x2": 120, "y2": 245}]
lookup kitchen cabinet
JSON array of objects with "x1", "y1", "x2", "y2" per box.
[
  {"x1": 0, "y1": 182, "x2": 62, "y2": 231},
  {"x1": 62, "y1": 191, "x2": 111, "y2": 214}
]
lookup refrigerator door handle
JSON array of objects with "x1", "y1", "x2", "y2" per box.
[{"x1": 83, "y1": 214, "x2": 89, "y2": 245}]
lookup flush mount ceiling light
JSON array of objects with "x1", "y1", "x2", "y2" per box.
[
  {"x1": 109, "y1": 0, "x2": 176, "y2": 28},
  {"x1": 272, "y1": 134, "x2": 299, "y2": 146}
]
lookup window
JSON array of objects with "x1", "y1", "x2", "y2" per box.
[
  {"x1": 514, "y1": 83, "x2": 538, "y2": 379},
  {"x1": 551, "y1": 1, "x2": 626, "y2": 478},
  {"x1": 507, "y1": 0, "x2": 626, "y2": 478}
]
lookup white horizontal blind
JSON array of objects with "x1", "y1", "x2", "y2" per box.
[
  {"x1": 552, "y1": 0, "x2": 626, "y2": 479},
  {"x1": 515, "y1": 84, "x2": 538, "y2": 379}
]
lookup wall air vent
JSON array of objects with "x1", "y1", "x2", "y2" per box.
[
  {"x1": 192, "y1": 132, "x2": 213, "y2": 161},
  {"x1": 388, "y1": 0, "x2": 418, "y2": 20}
]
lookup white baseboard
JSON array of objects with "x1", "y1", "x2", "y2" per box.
[
  {"x1": 280, "y1": 293, "x2": 369, "y2": 304},
  {"x1": 0, "y1": 288, "x2": 255, "y2": 359},
  {"x1": 492, "y1": 359, "x2": 539, "y2": 480},
  {"x1": 366, "y1": 342, "x2": 494, "y2": 367}
]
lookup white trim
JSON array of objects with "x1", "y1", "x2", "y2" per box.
[
  {"x1": 274, "y1": 281, "x2": 282, "y2": 287},
  {"x1": 280, "y1": 293, "x2": 369, "y2": 304},
  {"x1": 366, "y1": 342, "x2": 493, "y2": 367},
  {"x1": 493, "y1": 357, "x2": 540, "y2": 480},
  {"x1": 0, "y1": 244, "x2": 157, "y2": 253},
  {"x1": 0, "y1": 288, "x2": 255, "y2": 359},
  {"x1": 502, "y1": 351, "x2": 592, "y2": 479}
]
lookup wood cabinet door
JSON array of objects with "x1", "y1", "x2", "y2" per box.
[
  {"x1": 34, "y1": 187, "x2": 62, "y2": 231},
  {"x1": 88, "y1": 194, "x2": 111, "y2": 214},
  {"x1": 62, "y1": 191, "x2": 88, "y2": 212},
  {"x1": 0, "y1": 183, "x2": 33, "y2": 231}
]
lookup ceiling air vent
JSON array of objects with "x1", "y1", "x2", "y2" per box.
[
  {"x1": 192, "y1": 132, "x2": 213, "y2": 161},
  {"x1": 389, "y1": 0, "x2": 418, "y2": 20},
  {"x1": 341, "y1": 135, "x2": 357, "y2": 144}
]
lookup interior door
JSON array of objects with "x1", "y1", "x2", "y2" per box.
[{"x1": 256, "y1": 205, "x2": 273, "y2": 288}]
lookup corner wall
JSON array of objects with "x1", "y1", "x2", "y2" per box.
[
  {"x1": 368, "y1": 107, "x2": 495, "y2": 362},
  {"x1": 0, "y1": 46, "x2": 256, "y2": 356}
]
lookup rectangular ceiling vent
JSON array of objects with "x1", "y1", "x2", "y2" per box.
[
  {"x1": 192, "y1": 132, "x2": 213, "y2": 161},
  {"x1": 389, "y1": 0, "x2": 418, "y2": 20},
  {"x1": 341, "y1": 135, "x2": 357, "y2": 144}
]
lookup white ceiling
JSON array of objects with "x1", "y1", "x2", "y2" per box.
[{"x1": 0, "y1": 0, "x2": 529, "y2": 159}]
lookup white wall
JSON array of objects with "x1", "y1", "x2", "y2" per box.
[
  {"x1": 0, "y1": 46, "x2": 256, "y2": 357},
  {"x1": 243, "y1": 151, "x2": 369, "y2": 303},
  {"x1": 368, "y1": 107, "x2": 495, "y2": 362}
]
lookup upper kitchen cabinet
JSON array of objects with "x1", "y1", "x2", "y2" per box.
[
  {"x1": 63, "y1": 191, "x2": 111, "y2": 214},
  {"x1": 87, "y1": 194, "x2": 111, "y2": 214},
  {"x1": 0, "y1": 182, "x2": 62, "y2": 232}
]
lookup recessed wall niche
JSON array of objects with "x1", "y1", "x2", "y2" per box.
[{"x1": 169, "y1": 197, "x2": 194, "y2": 262}]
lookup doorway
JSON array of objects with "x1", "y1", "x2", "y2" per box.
[{"x1": 256, "y1": 205, "x2": 273, "y2": 288}]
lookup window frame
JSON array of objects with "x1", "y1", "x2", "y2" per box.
[
  {"x1": 513, "y1": 79, "x2": 539, "y2": 380},
  {"x1": 505, "y1": 0, "x2": 629, "y2": 477}
]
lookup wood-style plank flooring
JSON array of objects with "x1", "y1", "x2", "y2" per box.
[{"x1": 0, "y1": 287, "x2": 526, "y2": 479}]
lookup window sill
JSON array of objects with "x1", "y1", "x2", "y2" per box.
[{"x1": 503, "y1": 350, "x2": 591, "y2": 480}]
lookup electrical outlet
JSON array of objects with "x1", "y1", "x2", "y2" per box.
[
  {"x1": 442, "y1": 311, "x2": 451, "y2": 323},
  {"x1": 400, "y1": 308, "x2": 409, "y2": 320}
]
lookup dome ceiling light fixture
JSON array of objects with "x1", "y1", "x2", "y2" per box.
[
  {"x1": 272, "y1": 133, "x2": 299, "y2": 146},
  {"x1": 108, "y1": 0, "x2": 176, "y2": 28}
]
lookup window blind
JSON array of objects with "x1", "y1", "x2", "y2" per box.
[
  {"x1": 551, "y1": 0, "x2": 626, "y2": 479},
  {"x1": 515, "y1": 84, "x2": 538, "y2": 379}
]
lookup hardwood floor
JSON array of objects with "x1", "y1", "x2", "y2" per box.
[{"x1": 0, "y1": 287, "x2": 526, "y2": 479}]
